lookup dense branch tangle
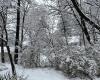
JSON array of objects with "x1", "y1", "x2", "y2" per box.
[
  {"x1": 70, "y1": 0, "x2": 100, "y2": 31},
  {"x1": 69, "y1": 0, "x2": 100, "y2": 44}
]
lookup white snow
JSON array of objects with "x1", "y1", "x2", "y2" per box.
[
  {"x1": 68, "y1": 36, "x2": 79, "y2": 44},
  {"x1": 0, "y1": 63, "x2": 100, "y2": 80},
  {"x1": 0, "y1": 47, "x2": 14, "y2": 53},
  {"x1": 0, "y1": 63, "x2": 68, "y2": 80}
]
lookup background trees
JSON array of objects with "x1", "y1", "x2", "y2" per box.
[
  {"x1": 14, "y1": 0, "x2": 21, "y2": 64},
  {"x1": 0, "y1": 0, "x2": 16, "y2": 75},
  {"x1": 1, "y1": 0, "x2": 100, "y2": 79}
]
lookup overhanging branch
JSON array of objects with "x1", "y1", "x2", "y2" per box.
[{"x1": 71, "y1": 0, "x2": 100, "y2": 31}]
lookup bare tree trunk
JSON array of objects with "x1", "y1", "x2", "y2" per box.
[
  {"x1": 66, "y1": 0, "x2": 91, "y2": 44},
  {"x1": 70, "y1": 0, "x2": 100, "y2": 31},
  {"x1": 14, "y1": 0, "x2": 20, "y2": 64},
  {"x1": 0, "y1": 5, "x2": 16, "y2": 76},
  {"x1": 4, "y1": 7, "x2": 16, "y2": 76},
  {"x1": 57, "y1": 0, "x2": 68, "y2": 46},
  {"x1": 0, "y1": 19, "x2": 5, "y2": 63},
  {"x1": 1, "y1": 33, "x2": 5, "y2": 63},
  {"x1": 4, "y1": 21, "x2": 16, "y2": 76},
  {"x1": 6, "y1": 45, "x2": 16, "y2": 75},
  {"x1": 20, "y1": 11, "x2": 25, "y2": 52},
  {"x1": 0, "y1": 37, "x2": 16, "y2": 76}
]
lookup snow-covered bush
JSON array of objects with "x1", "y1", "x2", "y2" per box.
[
  {"x1": 48, "y1": 46, "x2": 98, "y2": 79},
  {"x1": 91, "y1": 44, "x2": 100, "y2": 77},
  {"x1": 63, "y1": 55, "x2": 96, "y2": 79},
  {"x1": 19, "y1": 47, "x2": 40, "y2": 68},
  {"x1": 63, "y1": 46, "x2": 98, "y2": 79},
  {"x1": 0, "y1": 73, "x2": 27, "y2": 80},
  {"x1": 39, "y1": 53, "x2": 50, "y2": 67},
  {"x1": 20, "y1": 47, "x2": 50, "y2": 68},
  {"x1": 20, "y1": 44, "x2": 100, "y2": 79}
]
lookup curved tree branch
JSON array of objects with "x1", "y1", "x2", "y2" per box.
[{"x1": 71, "y1": 0, "x2": 100, "y2": 31}]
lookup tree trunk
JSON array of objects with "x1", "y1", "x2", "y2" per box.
[
  {"x1": 20, "y1": 11, "x2": 25, "y2": 52},
  {"x1": 6, "y1": 45, "x2": 16, "y2": 76},
  {"x1": 4, "y1": 21, "x2": 16, "y2": 76},
  {"x1": 70, "y1": 0, "x2": 100, "y2": 31},
  {"x1": 0, "y1": 6, "x2": 16, "y2": 76},
  {"x1": 1, "y1": 33, "x2": 5, "y2": 63},
  {"x1": 57, "y1": 0, "x2": 68, "y2": 45},
  {"x1": 14, "y1": 0, "x2": 20, "y2": 64},
  {"x1": 0, "y1": 37, "x2": 16, "y2": 76},
  {"x1": 0, "y1": 19, "x2": 5, "y2": 63}
]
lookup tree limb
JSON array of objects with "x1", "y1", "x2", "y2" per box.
[{"x1": 71, "y1": 0, "x2": 100, "y2": 31}]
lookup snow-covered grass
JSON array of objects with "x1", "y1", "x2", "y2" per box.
[{"x1": 0, "y1": 63, "x2": 100, "y2": 80}]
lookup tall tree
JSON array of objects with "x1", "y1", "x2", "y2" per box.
[
  {"x1": 0, "y1": 13, "x2": 5, "y2": 63},
  {"x1": 70, "y1": 0, "x2": 100, "y2": 42},
  {"x1": 1, "y1": 26, "x2": 5, "y2": 63},
  {"x1": 14, "y1": 0, "x2": 20, "y2": 64},
  {"x1": 0, "y1": 6, "x2": 16, "y2": 76},
  {"x1": 20, "y1": 0, "x2": 31, "y2": 52}
]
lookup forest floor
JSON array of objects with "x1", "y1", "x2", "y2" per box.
[{"x1": 0, "y1": 63, "x2": 100, "y2": 80}]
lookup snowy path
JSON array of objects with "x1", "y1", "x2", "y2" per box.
[
  {"x1": 0, "y1": 63, "x2": 100, "y2": 80},
  {"x1": 0, "y1": 63, "x2": 68, "y2": 80}
]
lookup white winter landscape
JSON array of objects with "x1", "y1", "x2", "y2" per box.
[
  {"x1": 1, "y1": 0, "x2": 100, "y2": 80},
  {"x1": 0, "y1": 63, "x2": 99, "y2": 80}
]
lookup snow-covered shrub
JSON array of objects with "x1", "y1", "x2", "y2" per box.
[
  {"x1": 19, "y1": 47, "x2": 40, "y2": 68},
  {"x1": 64, "y1": 56, "x2": 96, "y2": 79},
  {"x1": 91, "y1": 44, "x2": 100, "y2": 77},
  {"x1": 48, "y1": 46, "x2": 97, "y2": 79},
  {"x1": 62, "y1": 46, "x2": 97, "y2": 79},
  {"x1": 48, "y1": 47, "x2": 71, "y2": 69},
  {"x1": 20, "y1": 47, "x2": 50, "y2": 68},
  {"x1": 39, "y1": 53, "x2": 50, "y2": 67},
  {"x1": 0, "y1": 73, "x2": 27, "y2": 80}
]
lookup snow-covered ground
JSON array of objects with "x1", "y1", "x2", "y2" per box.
[
  {"x1": 0, "y1": 63, "x2": 68, "y2": 80},
  {"x1": 0, "y1": 47, "x2": 14, "y2": 53},
  {"x1": 0, "y1": 63, "x2": 100, "y2": 80}
]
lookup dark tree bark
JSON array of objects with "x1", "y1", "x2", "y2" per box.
[
  {"x1": 1, "y1": 33, "x2": 5, "y2": 63},
  {"x1": 69, "y1": 0, "x2": 100, "y2": 45},
  {"x1": 0, "y1": 11, "x2": 5, "y2": 63},
  {"x1": 81, "y1": 18, "x2": 91, "y2": 44},
  {"x1": 0, "y1": 2, "x2": 16, "y2": 76},
  {"x1": 66, "y1": 0, "x2": 91, "y2": 44},
  {"x1": 0, "y1": 12, "x2": 16, "y2": 76},
  {"x1": 4, "y1": 19, "x2": 16, "y2": 76},
  {"x1": 57, "y1": 0, "x2": 68, "y2": 45},
  {"x1": 6, "y1": 44, "x2": 16, "y2": 76},
  {"x1": 20, "y1": 11, "x2": 25, "y2": 52},
  {"x1": 0, "y1": 37, "x2": 16, "y2": 76},
  {"x1": 70, "y1": 0, "x2": 100, "y2": 31},
  {"x1": 14, "y1": 0, "x2": 20, "y2": 64}
]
